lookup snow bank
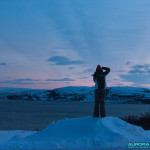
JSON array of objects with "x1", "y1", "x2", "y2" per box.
[{"x1": 1, "y1": 116, "x2": 150, "y2": 149}]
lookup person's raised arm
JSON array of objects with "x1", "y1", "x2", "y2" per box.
[{"x1": 102, "y1": 67, "x2": 111, "y2": 76}]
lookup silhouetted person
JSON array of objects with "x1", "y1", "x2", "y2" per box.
[{"x1": 92, "y1": 65, "x2": 110, "y2": 118}]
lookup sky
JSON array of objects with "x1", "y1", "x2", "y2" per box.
[{"x1": 1, "y1": 0, "x2": 150, "y2": 89}]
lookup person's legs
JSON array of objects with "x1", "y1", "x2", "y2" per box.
[
  {"x1": 99, "y1": 90, "x2": 106, "y2": 117},
  {"x1": 93, "y1": 89, "x2": 100, "y2": 117}
]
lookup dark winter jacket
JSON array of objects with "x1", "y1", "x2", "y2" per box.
[{"x1": 93, "y1": 67, "x2": 110, "y2": 89}]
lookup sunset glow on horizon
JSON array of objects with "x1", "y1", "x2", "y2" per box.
[{"x1": 1, "y1": 0, "x2": 150, "y2": 89}]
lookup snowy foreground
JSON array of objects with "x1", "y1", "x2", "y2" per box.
[{"x1": 0, "y1": 116, "x2": 150, "y2": 149}]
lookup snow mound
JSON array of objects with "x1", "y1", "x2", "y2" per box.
[{"x1": 1, "y1": 116, "x2": 150, "y2": 149}]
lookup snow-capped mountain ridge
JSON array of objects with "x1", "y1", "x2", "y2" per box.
[{"x1": 0, "y1": 86, "x2": 150, "y2": 104}]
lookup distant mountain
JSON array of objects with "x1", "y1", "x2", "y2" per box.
[{"x1": 0, "y1": 86, "x2": 150, "y2": 104}]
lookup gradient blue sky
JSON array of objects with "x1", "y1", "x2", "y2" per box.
[{"x1": 1, "y1": 0, "x2": 150, "y2": 89}]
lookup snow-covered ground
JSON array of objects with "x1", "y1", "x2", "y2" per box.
[
  {"x1": 0, "y1": 116, "x2": 150, "y2": 149},
  {"x1": 1, "y1": 86, "x2": 150, "y2": 104}
]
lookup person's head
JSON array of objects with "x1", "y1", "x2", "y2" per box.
[{"x1": 96, "y1": 65, "x2": 102, "y2": 71}]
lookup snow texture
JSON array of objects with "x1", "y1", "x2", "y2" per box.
[
  {"x1": 0, "y1": 116, "x2": 150, "y2": 149},
  {"x1": 1, "y1": 86, "x2": 150, "y2": 103}
]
